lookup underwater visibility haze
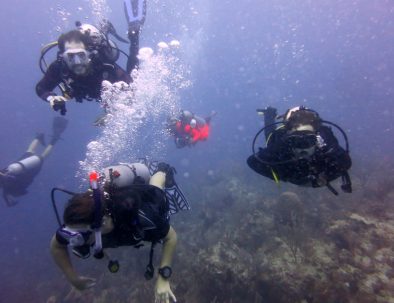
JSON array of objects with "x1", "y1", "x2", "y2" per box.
[{"x1": 0, "y1": 0, "x2": 394, "y2": 302}]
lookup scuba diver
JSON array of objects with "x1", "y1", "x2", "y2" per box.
[
  {"x1": 36, "y1": 0, "x2": 147, "y2": 116},
  {"x1": 167, "y1": 110, "x2": 216, "y2": 148},
  {"x1": 0, "y1": 117, "x2": 68, "y2": 206},
  {"x1": 247, "y1": 106, "x2": 352, "y2": 195},
  {"x1": 50, "y1": 160, "x2": 190, "y2": 303}
]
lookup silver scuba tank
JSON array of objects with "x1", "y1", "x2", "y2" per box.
[
  {"x1": 103, "y1": 163, "x2": 150, "y2": 188},
  {"x1": 6, "y1": 155, "x2": 42, "y2": 176},
  {"x1": 77, "y1": 23, "x2": 119, "y2": 63}
]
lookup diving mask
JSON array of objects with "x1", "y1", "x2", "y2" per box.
[
  {"x1": 56, "y1": 226, "x2": 92, "y2": 247},
  {"x1": 285, "y1": 132, "x2": 317, "y2": 149}
]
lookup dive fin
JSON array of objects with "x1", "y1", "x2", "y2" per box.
[
  {"x1": 165, "y1": 182, "x2": 190, "y2": 215},
  {"x1": 205, "y1": 110, "x2": 217, "y2": 124},
  {"x1": 124, "y1": 0, "x2": 147, "y2": 25},
  {"x1": 3, "y1": 192, "x2": 18, "y2": 207},
  {"x1": 137, "y1": 158, "x2": 191, "y2": 214}
]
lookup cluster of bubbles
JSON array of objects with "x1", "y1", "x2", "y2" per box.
[
  {"x1": 48, "y1": 0, "x2": 109, "y2": 38},
  {"x1": 77, "y1": 40, "x2": 191, "y2": 180},
  {"x1": 87, "y1": 0, "x2": 111, "y2": 24}
]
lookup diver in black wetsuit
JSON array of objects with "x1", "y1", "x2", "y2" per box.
[
  {"x1": 51, "y1": 160, "x2": 189, "y2": 303},
  {"x1": 36, "y1": 0, "x2": 147, "y2": 115},
  {"x1": 247, "y1": 106, "x2": 352, "y2": 195},
  {"x1": 0, "y1": 117, "x2": 68, "y2": 206}
]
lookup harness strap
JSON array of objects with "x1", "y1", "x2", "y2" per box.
[
  {"x1": 144, "y1": 242, "x2": 156, "y2": 280},
  {"x1": 341, "y1": 171, "x2": 352, "y2": 193}
]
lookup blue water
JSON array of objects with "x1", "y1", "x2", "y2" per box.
[{"x1": 0, "y1": 0, "x2": 393, "y2": 302}]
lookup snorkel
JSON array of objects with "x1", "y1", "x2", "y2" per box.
[{"x1": 89, "y1": 171, "x2": 104, "y2": 259}]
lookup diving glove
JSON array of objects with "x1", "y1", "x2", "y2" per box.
[
  {"x1": 256, "y1": 106, "x2": 277, "y2": 118},
  {"x1": 47, "y1": 95, "x2": 68, "y2": 116}
]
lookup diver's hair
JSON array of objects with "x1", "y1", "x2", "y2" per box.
[
  {"x1": 285, "y1": 110, "x2": 322, "y2": 131},
  {"x1": 63, "y1": 191, "x2": 104, "y2": 225},
  {"x1": 58, "y1": 30, "x2": 90, "y2": 53}
]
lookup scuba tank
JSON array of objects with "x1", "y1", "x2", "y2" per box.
[
  {"x1": 6, "y1": 156, "x2": 42, "y2": 176},
  {"x1": 103, "y1": 163, "x2": 150, "y2": 188},
  {"x1": 76, "y1": 22, "x2": 120, "y2": 64}
]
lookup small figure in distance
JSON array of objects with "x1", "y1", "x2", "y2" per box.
[
  {"x1": 0, "y1": 117, "x2": 68, "y2": 206},
  {"x1": 36, "y1": 0, "x2": 147, "y2": 116},
  {"x1": 167, "y1": 110, "x2": 216, "y2": 148},
  {"x1": 247, "y1": 106, "x2": 352, "y2": 195}
]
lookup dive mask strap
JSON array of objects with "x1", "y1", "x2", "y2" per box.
[{"x1": 144, "y1": 242, "x2": 156, "y2": 280}]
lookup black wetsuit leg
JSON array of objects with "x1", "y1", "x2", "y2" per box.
[{"x1": 127, "y1": 31, "x2": 140, "y2": 74}]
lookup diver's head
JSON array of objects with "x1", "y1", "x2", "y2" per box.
[
  {"x1": 282, "y1": 106, "x2": 323, "y2": 159},
  {"x1": 56, "y1": 191, "x2": 113, "y2": 258},
  {"x1": 285, "y1": 130, "x2": 318, "y2": 159},
  {"x1": 190, "y1": 118, "x2": 197, "y2": 129},
  {"x1": 58, "y1": 30, "x2": 91, "y2": 75},
  {"x1": 181, "y1": 110, "x2": 193, "y2": 122},
  {"x1": 63, "y1": 191, "x2": 96, "y2": 226},
  {"x1": 284, "y1": 106, "x2": 322, "y2": 132}
]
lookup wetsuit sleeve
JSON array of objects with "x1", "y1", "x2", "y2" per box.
[
  {"x1": 317, "y1": 126, "x2": 352, "y2": 181},
  {"x1": 127, "y1": 30, "x2": 140, "y2": 74},
  {"x1": 36, "y1": 61, "x2": 64, "y2": 101}
]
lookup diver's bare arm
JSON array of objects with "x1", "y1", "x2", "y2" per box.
[
  {"x1": 159, "y1": 226, "x2": 177, "y2": 268},
  {"x1": 50, "y1": 235, "x2": 79, "y2": 283},
  {"x1": 149, "y1": 171, "x2": 166, "y2": 189}
]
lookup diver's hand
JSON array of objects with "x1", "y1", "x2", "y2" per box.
[
  {"x1": 47, "y1": 95, "x2": 68, "y2": 116},
  {"x1": 155, "y1": 277, "x2": 176, "y2": 303},
  {"x1": 70, "y1": 275, "x2": 96, "y2": 291}
]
